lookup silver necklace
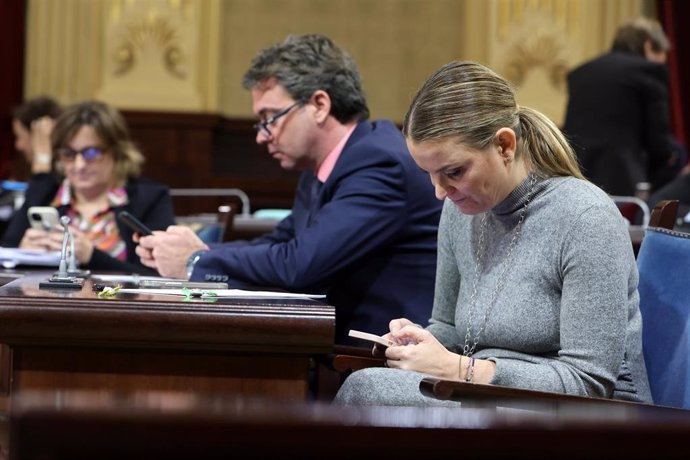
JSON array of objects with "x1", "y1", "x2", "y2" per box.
[{"x1": 462, "y1": 173, "x2": 538, "y2": 357}]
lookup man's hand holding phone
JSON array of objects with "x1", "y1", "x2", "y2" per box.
[{"x1": 118, "y1": 211, "x2": 153, "y2": 236}]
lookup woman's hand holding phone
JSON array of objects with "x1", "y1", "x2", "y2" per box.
[{"x1": 19, "y1": 227, "x2": 63, "y2": 252}]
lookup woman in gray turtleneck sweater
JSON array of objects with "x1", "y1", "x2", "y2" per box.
[{"x1": 335, "y1": 61, "x2": 652, "y2": 406}]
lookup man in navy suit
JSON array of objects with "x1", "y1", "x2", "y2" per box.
[
  {"x1": 563, "y1": 17, "x2": 678, "y2": 197},
  {"x1": 137, "y1": 34, "x2": 442, "y2": 344}
]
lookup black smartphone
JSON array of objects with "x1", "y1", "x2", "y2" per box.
[{"x1": 118, "y1": 211, "x2": 153, "y2": 236}]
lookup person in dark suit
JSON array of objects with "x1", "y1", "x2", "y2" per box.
[
  {"x1": 563, "y1": 17, "x2": 678, "y2": 197},
  {"x1": 136, "y1": 34, "x2": 442, "y2": 344},
  {"x1": 2, "y1": 100, "x2": 174, "y2": 274}
]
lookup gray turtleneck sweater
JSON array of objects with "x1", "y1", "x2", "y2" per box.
[{"x1": 335, "y1": 175, "x2": 652, "y2": 406}]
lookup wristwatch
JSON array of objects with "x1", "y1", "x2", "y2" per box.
[
  {"x1": 185, "y1": 249, "x2": 207, "y2": 279},
  {"x1": 34, "y1": 153, "x2": 52, "y2": 166}
]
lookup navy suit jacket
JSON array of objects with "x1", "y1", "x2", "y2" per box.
[
  {"x1": 193, "y1": 120, "x2": 442, "y2": 344},
  {"x1": 1, "y1": 173, "x2": 175, "y2": 274},
  {"x1": 563, "y1": 50, "x2": 674, "y2": 196}
]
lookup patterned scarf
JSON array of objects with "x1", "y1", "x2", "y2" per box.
[{"x1": 51, "y1": 179, "x2": 129, "y2": 261}]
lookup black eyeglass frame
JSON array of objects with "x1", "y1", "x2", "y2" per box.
[
  {"x1": 55, "y1": 146, "x2": 106, "y2": 162},
  {"x1": 253, "y1": 99, "x2": 306, "y2": 137}
]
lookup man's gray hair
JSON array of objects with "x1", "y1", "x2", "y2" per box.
[{"x1": 242, "y1": 34, "x2": 369, "y2": 123}]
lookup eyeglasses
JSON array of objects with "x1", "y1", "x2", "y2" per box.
[
  {"x1": 56, "y1": 146, "x2": 106, "y2": 162},
  {"x1": 253, "y1": 99, "x2": 304, "y2": 137}
]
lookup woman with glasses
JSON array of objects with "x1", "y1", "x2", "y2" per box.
[{"x1": 1, "y1": 100, "x2": 174, "y2": 273}]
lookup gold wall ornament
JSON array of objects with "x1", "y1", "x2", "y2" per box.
[
  {"x1": 112, "y1": 16, "x2": 187, "y2": 79},
  {"x1": 504, "y1": 34, "x2": 568, "y2": 90},
  {"x1": 483, "y1": 0, "x2": 653, "y2": 125},
  {"x1": 113, "y1": 44, "x2": 135, "y2": 77},
  {"x1": 22, "y1": 0, "x2": 649, "y2": 115},
  {"x1": 96, "y1": 0, "x2": 221, "y2": 111}
]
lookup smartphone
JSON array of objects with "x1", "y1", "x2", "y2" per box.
[
  {"x1": 27, "y1": 206, "x2": 61, "y2": 231},
  {"x1": 118, "y1": 211, "x2": 153, "y2": 236},
  {"x1": 348, "y1": 329, "x2": 394, "y2": 348}
]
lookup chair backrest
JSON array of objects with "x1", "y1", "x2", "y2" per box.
[
  {"x1": 170, "y1": 188, "x2": 251, "y2": 217},
  {"x1": 648, "y1": 200, "x2": 678, "y2": 230},
  {"x1": 610, "y1": 195, "x2": 651, "y2": 227},
  {"x1": 637, "y1": 200, "x2": 690, "y2": 408},
  {"x1": 176, "y1": 205, "x2": 236, "y2": 244}
]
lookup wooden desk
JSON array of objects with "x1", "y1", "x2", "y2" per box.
[
  {"x1": 0, "y1": 273, "x2": 334, "y2": 401},
  {"x1": 8, "y1": 389, "x2": 690, "y2": 460}
]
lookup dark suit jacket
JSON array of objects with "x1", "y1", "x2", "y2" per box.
[
  {"x1": 193, "y1": 120, "x2": 442, "y2": 344},
  {"x1": 563, "y1": 50, "x2": 674, "y2": 196},
  {"x1": 1, "y1": 173, "x2": 175, "y2": 274}
]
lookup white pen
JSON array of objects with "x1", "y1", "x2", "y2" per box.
[{"x1": 138, "y1": 280, "x2": 229, "y2": 289}]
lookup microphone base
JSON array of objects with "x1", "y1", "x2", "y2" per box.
[
  {"x1": 67, "y1": 269, "x2": 91, "y2": 278},
  {"x1": 39, "y1": 275, "x2": 85, "y2": 290}
]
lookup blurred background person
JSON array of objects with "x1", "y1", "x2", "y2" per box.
[
  {"x1": 11, "y1": 96, "x2": 61, "y2": 178},
  {"x1": 563, "y1": 16, "x2": 682, "y2": 198},
  {"x1": 1, "y1": 100, "x2": 174, "y2": 274},
  {"x1": 0, "y1": 97, "x2": 62, "y2": 232}
]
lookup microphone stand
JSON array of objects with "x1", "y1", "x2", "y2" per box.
[
  {"x1": 66, "y1": 224, "x2": 91, "y2": 278},
  {"x1": 39, "y1": 215, "x2": 85, "y2": 290}
]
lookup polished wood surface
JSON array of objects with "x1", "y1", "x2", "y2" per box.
[
  {"x1": 419, "y1": 377, "x2": 666, "y2": 410},
  {"x1": 8, "y1": 389, "x2": 690, "y2": 460},
  {"x1": 0, "y1": 273, "x2": 335, "y2": 400}
]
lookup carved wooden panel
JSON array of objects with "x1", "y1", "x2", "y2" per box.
[{"x1": 122, "y1": 110, "x2": 300, "y2": 216}]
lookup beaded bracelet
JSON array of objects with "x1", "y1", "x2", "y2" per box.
[{"x1": 464, "y1": 357, "x2": 476, "y2": 382}]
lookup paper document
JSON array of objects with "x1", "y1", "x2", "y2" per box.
[
  {"x1": 116, "y1": 288, "x2": 327, "y2": 300},
  {"x1": 0, "y1": 247, "x2": 60, "y2": 268}
]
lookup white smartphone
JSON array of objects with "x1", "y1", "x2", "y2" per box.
[
  {"x1": 348, "y1": 329, "x2": 394, "y2": 348},
  {"x1": 27, "y1": 206, "x2": 61, "y2": 231}
]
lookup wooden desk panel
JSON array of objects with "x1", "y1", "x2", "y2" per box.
[
  {"x1": 0, "y1": 273, "x2": 335, "y2": 400},
  {"x1": 9, "y1": 389, "x2": 690, "y2": 460}
]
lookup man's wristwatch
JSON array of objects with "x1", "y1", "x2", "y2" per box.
[{"x1": 186, "y1": 249, "x2": 208, "y2": 279}]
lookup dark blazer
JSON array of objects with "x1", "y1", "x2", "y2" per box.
[
  {"x1": 1, "y1": 173, "x2": 175, "y2": 274},
  {"x1": 563, "y1": 50, "x2": 674, "y2": 196},
  {"x1": 193, "y1": 120, "x2": 442, "y2": 344}
]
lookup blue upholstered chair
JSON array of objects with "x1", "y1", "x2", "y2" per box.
[{"x1": 637, "y1": 200, "x2": 690, "y2": 409}]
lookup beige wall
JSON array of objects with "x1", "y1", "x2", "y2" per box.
[{"x1": 25, "y1": 0, "x2": 656, "y2": 125}]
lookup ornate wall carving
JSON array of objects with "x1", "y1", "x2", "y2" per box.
[
  {"x1": 25, "y1": 0, "x2": 653, "y2": 121},
  {"x1": 97, "y1": 0, "x2": 220, "y2": 110},
  {"x1": 25, "y1": 0, "x2": 220, "y2": 111},
  {"x1": 462, "y1": 0, "x2": 653, "y2": 125}
]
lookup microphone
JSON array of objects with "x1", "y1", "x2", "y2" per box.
[
  {"x1": 64, "y1": 218, "x2": 90, "y2": 278},
  {"x1": 56, "y1": 215, "x2": 71, "y2": 278},
  {"x1": 38, "y1": 215, "x2": 86, "y2": 290}
]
